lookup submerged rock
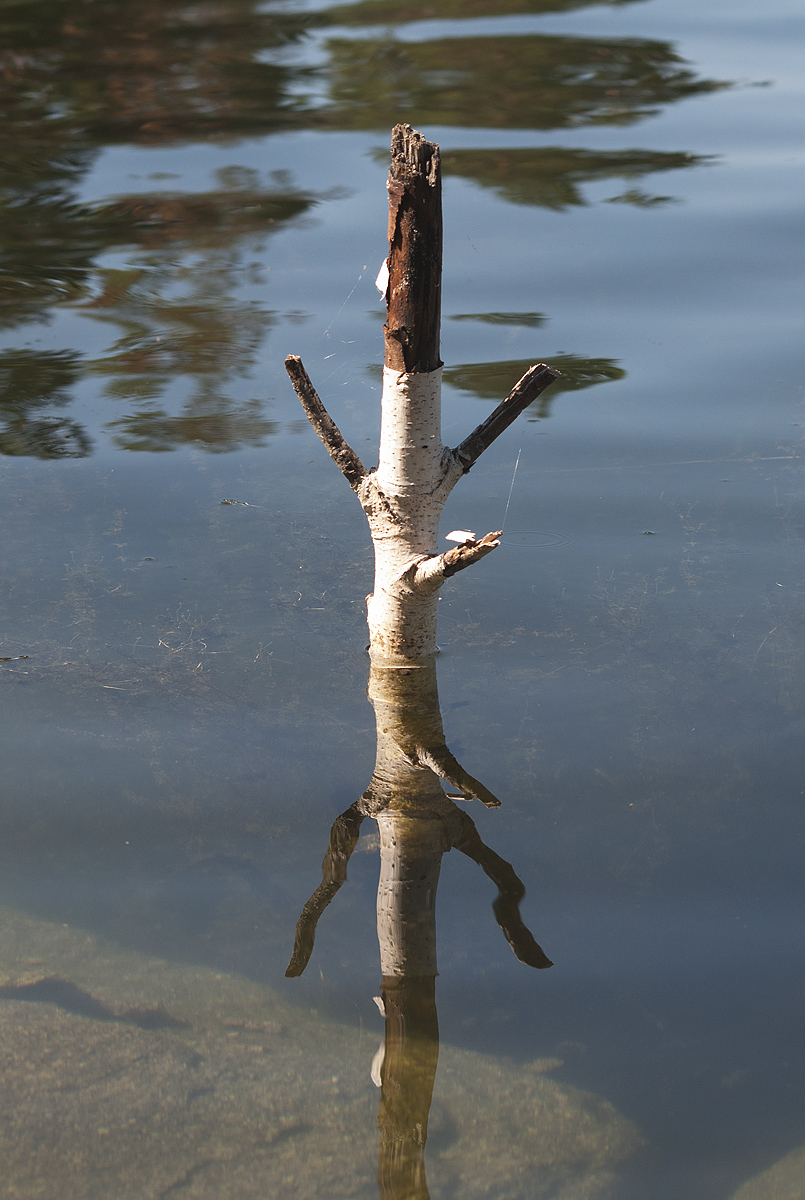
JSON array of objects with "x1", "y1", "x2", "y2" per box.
[
  {"x1": 0, "y1": 908, "x2": 640, "y2": 1199},
  {"x1": 729, "y1": 1147, "x2": 805, "y2": 1200}
]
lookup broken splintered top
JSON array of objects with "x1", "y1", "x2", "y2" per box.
[
  {"x1": 390, "y1": 123, "x2": 440, "y2": 187},
  {"x1": 385, "y1": 124, "x2": 443, "y2": 374}
]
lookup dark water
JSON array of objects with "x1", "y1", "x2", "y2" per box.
[{"x1": 1, "y1": 0, "x2": 804, "y2": 1197}]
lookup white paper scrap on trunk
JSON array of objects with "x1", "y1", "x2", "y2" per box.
[
  {"x1": 445, "y1": 530, "x2": 477, "y2": 544},
  {"x1": 375, "y1": 258, "x2": 389, "y2": 298}
]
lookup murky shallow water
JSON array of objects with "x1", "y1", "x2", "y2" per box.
[{"x1": 1, "y1": 0, "x2": 804, "y2": 1196}]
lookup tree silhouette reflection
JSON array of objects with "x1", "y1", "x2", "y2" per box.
[
  {"x1": 0, "y1": 0, "x2": 319, "y2": 456},
  {"x1": 0, "y1": 173, "x2": 319, "y2": 455},
  {"x1": 444, "y1": 354, "x2": 626, "y2": 416},
  {"x1": 318, "y1": 33, "x2": 724, "y2": 130},
  {"x1": 330, "y1": 0, "x2": 643, "y2": 25},
  {"x1": 441, "y1": 147, "x2": 709, "y2": 211},
  {"x1": 0, "y1": 0, "x2": 727, "y2": 456},
  {"x1": 0, "y1": 351, "x2": 90, "y2": 458}
]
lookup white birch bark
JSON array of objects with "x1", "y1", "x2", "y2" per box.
[{"x1": 365, "y1": 366, "x2": 464, "y2": 660}]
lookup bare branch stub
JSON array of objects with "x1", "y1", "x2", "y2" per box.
[
  {"x1": 405, "y1": 531, "x2": 502, "y2": 596},
  {"x1": 285, "y1": 354, "x2": 367, "y2": 491},
  {"x1": 454, "y1": 363, "x2": 561, "y2": 471},
  {"x1": 385, "y1": 124, "x2": 443, "y2": 374},
  {"x1": 440, "y1": 530, "x2": 501, "y2": 578}
]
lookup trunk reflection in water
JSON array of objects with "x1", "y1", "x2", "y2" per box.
[
  {"x1": 287, "y1": 655, "x2": 552, "y2": 1199},
  {"x1": 286, "y1": 124, "x2": 554, "y2": 1197}
]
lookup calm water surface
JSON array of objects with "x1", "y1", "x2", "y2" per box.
[{"x1": 1, "y1": 0, "x2": 804, "y2": 1197}]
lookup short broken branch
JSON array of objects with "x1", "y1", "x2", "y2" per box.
[
  {"x1": 285, "y1": 355, "x2": 367, "y2": 491},
  {"x1": 440, "y1": 530, "x2": 501, "y2": 578},
  {"x1": 405, "y1": 531, "x2": 501, "y2": 595},
  {"x1": 454, "y1": 363, "x2": 560, "y2": 471}
]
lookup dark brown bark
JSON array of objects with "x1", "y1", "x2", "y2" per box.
[
  {"x1": 384, "y1": 124, "x2": 443, "y2": 374},
  {"x1": 454, "y1": 362, "x2": 561, "y2": 470}
]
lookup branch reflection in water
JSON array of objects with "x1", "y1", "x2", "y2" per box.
[{"x1": 287, "y1": 654, "x2": 552, "y2": 1199}]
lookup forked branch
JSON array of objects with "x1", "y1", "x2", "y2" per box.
[
  {"x1": 454, "y1": 363, "x2": 561, "y2": 472},
  {"x1": 285, "y1": 355, "x2": 367, "y2": 492}
]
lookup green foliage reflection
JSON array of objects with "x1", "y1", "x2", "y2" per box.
[
  {"x1": 0, "y1": 0, "x2": 312, "y2": 148},
  {"x1": 0, "y1": 174, "x2": 317, "y2": 454},
  {"x1": 445, "y1": 355, "x2": 625, "y2": 417},
  {"x1": 0, "y1": 0, "x2": 320, "y2": 455},
  {"x1": 330, "y1": 0, "x2": 642, "y2": 25},
  {"x1": 0, "y1": 350, "x2": 91, "y2": 458},
  {"x1": 107, "y1": 400, "x2": 278, "y2": 453},
  {"x1": 450, "y1": 312, "x2": 547, "y2": 327},
  {"x1": 319, "y1": 34, "x2": 724, "y2": 130},
  {"x1": 0, "y1": 0, "x2": 726, "y2": 455},
  {"x1": 442, "y1": 147, "x2": 709, "y2": 210}
]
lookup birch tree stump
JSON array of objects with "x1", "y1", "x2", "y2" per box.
[{"x1": 286, "y1": 123, "x2": 560, "y2": 662}]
